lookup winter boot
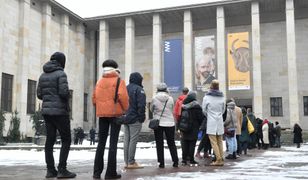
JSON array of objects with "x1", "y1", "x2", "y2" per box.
[
  {"x1": 57, "y1": 168, "x2": 76, "y2": 179},
  {"x1": 225, "y1": 154, "x2": 234, "y2": 159},
  {"x1": 232, "y1": 152, "x2": 237, "y2": 159},
  {"x1": 181, "y1": 160, "x2": 187, "y2": 166},
  {"x1": 45, "y1": 168, "x2": 58, "y2": 178}
]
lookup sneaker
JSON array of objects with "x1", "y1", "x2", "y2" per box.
[
  {"x1": 57, "y1": 168, "x2": 76, "y2": 179},
  {"x1": 45, "y1": 169, "x2": 57, "y2": 178},
  {"x1": 126, "y1": 162, "x2": 144, "y2": 169},
  {"x1": 105, "y1": 174, "x2": 121, "y2": 179},
  {"x1": 189, "y1": 160, "x2": 199, "y2": 167}
]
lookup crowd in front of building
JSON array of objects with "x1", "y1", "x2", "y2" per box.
[{"x1": 37, "y1": 53, "x2": 304, "y2": 179}]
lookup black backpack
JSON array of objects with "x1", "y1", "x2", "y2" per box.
[{"x1": 178, "y1": 109, "x2": 193, "y2": 132}]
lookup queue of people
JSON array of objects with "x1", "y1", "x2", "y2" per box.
[{"x1": 37, "y1": 55, "x2": 304, "y2": 179}]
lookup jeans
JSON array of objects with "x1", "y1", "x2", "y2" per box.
[
  {"x1": 44, "y1": 115, "x2": 71, "y2": 170},
  {"x1": 93, "y1": 117, "x2": 121, "y2": 177},
  {"x1": 124, "y1": 121, "x2": 142, "y2": 165},
  {"x1": 225, "y1": 135, "x2": 237, "y2": 155},
  {"x1": 275, "y1": 136, "x2": 281, "y2": 147},
  {"x1": 154, "y1": 126, "x2": 179, "y2": 165}
]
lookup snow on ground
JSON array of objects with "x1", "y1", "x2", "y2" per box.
[{"x1": 1, "y1": 142, "x2": 308, "y2": 179}]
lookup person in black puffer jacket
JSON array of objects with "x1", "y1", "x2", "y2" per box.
[
  {"x1": 180, "y1": 91, "x2": 204, "y2": 166},
  {"x1": 124, "y1": 72, "x2": 146, "y2": 169},
  {"x1": 37, "y1": 52, "x2": 76, "y2": 179}
]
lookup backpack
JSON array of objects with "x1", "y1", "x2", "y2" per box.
[{"x1": 178, "y1": 109, "x2": 193, "y2": 132}]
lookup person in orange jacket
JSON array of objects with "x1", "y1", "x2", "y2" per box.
[{"x1": 92, "y1": 59, "x2": 129, "y2": 180}]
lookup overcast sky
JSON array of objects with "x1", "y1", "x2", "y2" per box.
[{"x1": 55, "y1": 0, "x2": 224, "y2": 18}]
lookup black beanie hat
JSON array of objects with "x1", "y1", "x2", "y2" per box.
[
  {"x1": 50, "y1": 52, "x2": 66, "y2": 68},
  {"x1": 102, "y1": 59, "x2": 118, "y2": 69}
]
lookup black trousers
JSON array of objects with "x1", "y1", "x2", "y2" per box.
[
  {"x1": 154, "y1": 126, "x2": 179, "y2": 165},
  {"x1": 182, "y1": 139, "x2": 197, "y2": 161},
  {"x1": 93, "y1": 117, "x2": 121, "y2": 177},
  {"x1": 197, "y1": 132, "x2": 212, "y2": 154},
  {"x1": 44, "y1": 115, "x2": 71, "y2": 170}
]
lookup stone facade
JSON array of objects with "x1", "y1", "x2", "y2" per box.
[{"x1": 1, "y1": 0, "x2": 308, "y2": 138}]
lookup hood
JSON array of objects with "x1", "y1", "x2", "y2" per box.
[
  {"x1": 50, "y1": 52, "x2": 66, "y2": 68},
  {"x1": 183, "y1": 91, "x2": 197, "y2": 104},
  {"x1": 227, "y1": 101, "x2": 235, "y2": 110},
  {"x1": 154, "y1": 92, "x2": 170, "y2": 102},
  {"x1": 43, "y1": 60, "x2": 64, "y2": 73},
  {"x1": 206, "y1": 89, "x2": 223, "y2": 97},
  {"x1": 182, "y1": 100, "x2": 201, "y2": 110},
  {"x1": 129, "y1": 72, "x2": 143, "y2": 87}
]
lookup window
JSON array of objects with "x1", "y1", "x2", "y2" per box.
[
  {"x1": 270, "y1": 97, "x2": 283, "y2": 116},
  {"x1": 1, "y1": 73, "x2": 13, "y2": 112},
  {"x1": 27, "y1": 80, "x2": 36, "y2": 114},
  {"x1": 304, "y1": 96, "x2": 308, "y2": 116},
  {"x1": 69, "y1": 90, "x2": 73, "y2": 120},
  {"x1": 84, "y1": 93, "x2": 88, "y2": 122}
]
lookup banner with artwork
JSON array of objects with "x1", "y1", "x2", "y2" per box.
[
  {"x1": 227, "y1": 32, "x2": 250, "y2": 90},
  {"x1": 163, "y1": 39, "x2": 183, "y2": 93},
  {"x1": 194, "y1": 36, "x2": 216, "y2": 92}
]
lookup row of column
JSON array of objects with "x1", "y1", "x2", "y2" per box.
[{"x1": 98, "y1": 0, "x2": 298, "y2": 125}]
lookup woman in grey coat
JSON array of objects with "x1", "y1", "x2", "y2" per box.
[
  {"x1": 150, "y1": 83, "x2": 179, "y2": 168},
  {"x1": 202, "y1": 80, "x2": 225, "y2": 166}
]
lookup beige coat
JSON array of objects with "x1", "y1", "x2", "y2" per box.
[{"x1": 234, "y1": 106, "x2": 243, "y2": 135}]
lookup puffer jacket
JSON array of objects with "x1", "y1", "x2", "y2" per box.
[
  {"x1": 181, "y1": 97, "x2": 204, "y2": 140},
  {"x1": 37, "y1": 60, "x2": 70, "y2": 115},
  {"x1": 150, "y1": 92, "x2": 175, "y2": 127},
  {"x1": 92, "y1": 71, "x2": 129, "y2": 117},
  {"x1": 125, "y1": 72, "x2": 146, "y2": 124}
]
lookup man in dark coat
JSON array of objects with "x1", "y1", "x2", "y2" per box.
[
  {"x1": 37, "y1": 52, "x2": 76, "y2": 179},
  {"x1": 124, "y1": 72, "x2": 146, "y2": 169},
  {"x1": 89, "y1": 127, "x2": 96, "y2": 145}
]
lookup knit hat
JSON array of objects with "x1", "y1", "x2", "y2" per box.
[
  {"x1": 157, "y1": 83, "x2": 168, "y2": 92},
  {"x1": 50, "y1": 52, "x2": 66, "y2": 68}
]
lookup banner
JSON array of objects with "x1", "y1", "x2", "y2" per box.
[
  {"x1": 163, "y1": 39, "x2": 183, "y2": 93},
  {"x1": 227, "y1": 32, "x2": 250, "y2": 90},
  {"x1": 194, "y1": 36, "x2": 216, "y2": 92}
]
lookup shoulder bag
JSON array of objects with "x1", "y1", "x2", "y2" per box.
[{"x1": 148, "y1": 99, "x2": 168, "y2": 130}]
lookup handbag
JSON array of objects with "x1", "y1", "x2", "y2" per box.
[
  {"x1": 148, "y1": 99, "x2": 168, "y2": 130},
  {"x1": 114, "y1": 78, "x2": 127, "y2": 125},
  {"x1": 247, "y1": 116, "x2": 255, "y2": 134}
]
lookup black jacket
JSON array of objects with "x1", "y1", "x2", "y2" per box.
[
  {"x1": 125, "y1": 72, "x2": 146, "y2": 124},
  {"x1": 181, "y1": 94, "x2": 204, "y2": 140},
  {"x1": 37, "y1": 60, "x2": 70, "y2": 115}
]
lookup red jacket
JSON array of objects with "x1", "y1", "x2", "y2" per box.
[
  {"x1": 173, "y1": 94, "x2": 187, "y2": 121},
  {"x1": 92, "y1": 72, "x2": 129, "y2": 117}
]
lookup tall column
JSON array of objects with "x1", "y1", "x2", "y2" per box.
[
  {"x1": 251, "y1": 2, "x2": 263, "y2": 118},
  {"x1": 76, "y1": 24, "x2": 85, "y2": 127},
  {"x1": 16, "y1": 0, "x2": 31, "y2": 134},
  {"x1": 286, "y1": 0, "x2": 299, "y2": 126},
  {"x1": 60, "y1": 14, "x2": 69, "y2": 56},
  {"x1": 125, "y1": 17, "x2": 135, "y2": 83},
  {"x1": 183, "y1": 10, "x2": 193, "y2": 90},
  {"x1": 152, "y1": 14, "x2": 162, "y2": 96},
  {"x1": 216, "y1": 7, "x2": 226, "y2": 95},
  {"x1": 98, "y1": 20, "x2": 109, "y2": 79},
  {"x1": 0, "y1": 2, "x2": 3, "y2": 104},
  {"x1": 41, "y1": 2, "x2": 52, "y2": 68}
]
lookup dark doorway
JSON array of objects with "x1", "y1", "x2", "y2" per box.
[{"x1": 235, "y1": 98, "x2": 252, "y2": 110}]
